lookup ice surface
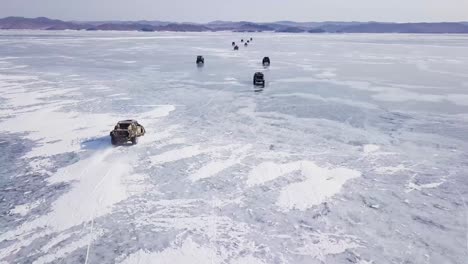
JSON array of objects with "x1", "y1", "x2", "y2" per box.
[
  {"x1": 120, "y1": 238, "x2": 221, "y2": 264},
  {"x1": 0, "y1": 31, "x2": 467, "y2": 264},
  {"x1": 275, "y1": 162, "x2": 361, "y2": 211}
]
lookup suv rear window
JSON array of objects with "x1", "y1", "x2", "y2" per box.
[{"x1": 118, "y1": 123, "x2": 131, "y2": 129}]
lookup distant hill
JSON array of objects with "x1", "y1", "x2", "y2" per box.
[
  {"x1": 340, "y1": 22, "x2": 468, "y2": 33},
  {"x1": 159, "y1": 23, "x2": 211, "y2": 32},
  {"x1": 0, "y1": 16, "x2": 85, "y2": 30},
  {"x1": 1, "y1": 17, "x2": 468, "y2": 33},
  {"x1": 275, "y1": 27, "x2": 306, "y2": 33}
]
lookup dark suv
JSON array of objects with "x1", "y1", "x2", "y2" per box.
[
  {"x1": 196, "y1": 55, "x2": 204, "y2": 65},
  {"x1": 253, "y1": 72, "x2": 265, "y2": 87}
]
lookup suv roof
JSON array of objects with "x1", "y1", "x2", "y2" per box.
[{"x1": 118, "y1": 120, "x2": 136, "y2": 124}]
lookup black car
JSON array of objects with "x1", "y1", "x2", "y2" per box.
[
  {"x1": 234, "y1": 45, "x2": 239, "y2": 50},
  {"x1": 232, "y1": 41, "x2": 236, "y2": 46},
  {"x1": 262, "y1": 57, "x2": 270, "y2": 66},
  {"x1": 244, "y1": 42, "x2": 248, "y2": 47},
  {"x1": 241, "y1": 39, "x2": 244, "y2": 42},
  {"x1": 250, "y1": 37, "x2": 253, "y2": 41},
  {"x1": 196, "y1": 55, "x2": 204, "y2": 65},
  {"x1": 253, "y1": 72, "x2": 265, "y2": 87}
]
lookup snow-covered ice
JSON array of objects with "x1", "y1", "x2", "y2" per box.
[{"x1": 0, "y1": 31, "x2": 467, "y2": 264}]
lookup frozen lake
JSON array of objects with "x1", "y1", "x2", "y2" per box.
[{"x1": 0, "y1": 31, "x2": 468, "y2": 264}]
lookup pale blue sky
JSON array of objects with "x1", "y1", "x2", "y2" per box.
[{"x1": 1, "y1": 0, "x2": 467, "y2": 22}]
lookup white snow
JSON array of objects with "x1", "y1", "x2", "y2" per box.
[
  {"x1": 0, "y1": 149, "x2": 140, "y2": 259},
  {"x1": 190, "y1": 159, "x2": 239, "y2": 181},
  {"x1": 230, "y1": 255, "x2": 266, "y2": 264},
  {"x1": 150, "y1": 145, "x2": 206, "y2": 165},
  {"x1": 247, "y1": 161, "x2": 300, "y2": 187},
  {"x1": 120, "y1": 238, "x2": 221, "y2": 264},
  {"x1": 275, "y1": 162, "x2": 361, "y2": 211},
  {"x1": 291, "y1": 232, "x2": 360, "y2": 261},
  {"x1": 45, "y1": 149, "x2": 129, "y2": 230},
  {"x1": 0, "y1": 75, "x2": 174, "y2": 158},
  {"x1": 1, "y1": 31, "x2": 467, "y2": 264},
  {"x1": 247, "y1": 161, "x2": 361, "y2": 210},
  {"x1": 363, "y1": 144, "x2": 380, "y2": 154},
  {"x1": 9, "y1": 200, "x2": 42, "y2": 216},
  {"x1": 33, "y1": 230, "x2": 103, "y2": 264},
  {"x1": 150, "y1": 145, "x2": 235, "y2": 165},
  {"x1": 375, "y1": 164, "x2": 406, "y2": 175},
  {"x1": 189, "y1": 145, "x2": 251, "y2": 181},
  {"x1": 406, "y1": 181, "x2": 445, "y2": 193},
  {"x1": 0, "y1": 107, "x2": 115, "y2": 158}
]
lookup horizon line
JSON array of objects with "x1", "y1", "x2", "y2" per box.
[{"x1": 2, "y1": 16, "x2": 468, "y2": 24}]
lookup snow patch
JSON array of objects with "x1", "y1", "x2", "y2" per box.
[
  {"x1": 0, "y1": 149, "x2": 141, "y2": 260},
  {"x1": 0, "y1": 96, "x2": 174, "y2": 158},
  {"x1": 10, "y1": 200, "x2": 42, "y2": 216},
  {"x1": 291, "y1": 232, "x2": 360, "y2": 261},
  {"x1": 150, "y1": 145, "x2": 235, "y2": 165},
  {"x1": 406, "y1": 181, "x2": 445, "y2": 193},
  {"x1": 230, "y1": 255, "x2": 266, "y2": 264},
  {"x1": 247, "y1": 161, "x2": 300, "y2": 187},
  {"x1": 363, "y1": 144, "x2": 380, "y2": 154},
  {"x1": 150, "y1": 145, "x2": 205, "y2": 165},
  {"x1": 120, "y1": 238, "x2": 221, "y2": 264},
  {"x1": 375, "y1": 164, "x2": 406, "y2": 175},
  {"x1": 190, "y1": 159, "x2": 239, "y2": 182},
  {"x1": 189, "y1": 145, "x2": 251, "y2": 181},
  {"x1": 32, "y1": 230, "x2": 103, "y2": 264},
  {"x1": 275, "y1": 162, "x2": 361, "y2": 211}
]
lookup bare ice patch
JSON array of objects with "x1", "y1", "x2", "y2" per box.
[
  {"x1": 372, "y1": 88, "x2": 468, "y2": 106},
  {"x1": 274, "y1": 93, "x2": 378, "y2": 110}
]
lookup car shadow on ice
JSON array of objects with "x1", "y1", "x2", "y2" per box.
[
  {"x1": 253, "y1": 87, "x2": 264, "y2": 93},
  {"x1": 80, "y1": 136, "x2": 113, "y2": 150}
]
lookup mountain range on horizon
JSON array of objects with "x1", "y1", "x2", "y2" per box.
[{"x1": 1, "y1": 16, "x2": 468, "y2": 33}]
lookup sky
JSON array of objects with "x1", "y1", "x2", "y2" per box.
[{"x1": 1, "y1": 0, "x2": 468, "y2": 22}]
